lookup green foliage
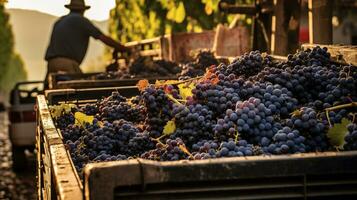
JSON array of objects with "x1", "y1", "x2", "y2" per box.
[
  {"x1": 327, "y1": 118, "x2": 350, "y2": 149},
  {"x1": 109, "y1": 0, "x2": 229, "y2": 43},
  {"x1": 0, "y1": 4, "x2": 14, "y2": 81},
  {"x1": 0, "y1": 4, "x2": 27, "y2": 95},
  {"x1": 0, "y1": 53, "x2": 27, "y2": 94}
]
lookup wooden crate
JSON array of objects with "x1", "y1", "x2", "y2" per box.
[
  {"x1": 165, "y1": 30, "x2": 216, "y2": 62},
  {"x1": 37, "y1": 48, "x2": 357, "y2": 200}
]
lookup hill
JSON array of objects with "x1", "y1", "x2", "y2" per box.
[{"x1": 7, "y1": 8, "x2": 108, "y2": 81}]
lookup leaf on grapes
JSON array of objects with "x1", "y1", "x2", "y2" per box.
[
  {"x1": 290, "y1": 109, "x2": 302, "y2": 117},
  {"x1": 49, "y1": 103, "x2": 76, "y2": 119},
  {"x1": 74, "y1": 112, "x2": 94, "y2": 127},
  {"x1": 163, "y1": 120, "x2": 176, "y2": 135},
  {"x1": 136, "y1": 79, "x2": 149, "y2": 91},
  {"x1": 327, "y1": 118, "x2": 350, "y2": 149},
  {"x1": 178, "y1": 82, "x2": 195, "y2": 100}
]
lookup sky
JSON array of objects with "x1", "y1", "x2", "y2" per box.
[{"x1": 5, "y1": 0, "x2": 116, "y2": 21}]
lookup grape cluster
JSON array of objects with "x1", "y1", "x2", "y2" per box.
[
  {"x1": 179, "y1": 50, "x2": 218, "y2": 79},
  {"x1": 192, "y1": 75, "x2": 241, "y2": 117},
  {"x1": 99, "y1": 101, "x2": 145, "y2": 123},
  {"x1": 286, "y1": 46, "x2": 331, "y2": 67},
  {"x1": 218, "y1": 50, "x2": 273, "y2": 78},
  {"x1": 56, "y1": 113, "x2": 75, "y2": 129},
  {"x1": 141, "y1": 138, "x2": 188, "y2": 161},
  {"x1": 239, "y1": 81, "x2": 298, "y2": 117},
  {"x1": 344, "y1": 123, "x2": 357, "y2": 150},
  {"x1": 80, "y1": 103, "x2": 99, "y2": 116},
  {"x1": 127, "y1": 132, "x2": 156, "y2": 156},
  {"x1": 214, "y1": 97, "x2": 277, "y2": 146},
  {"x1": 266, "y1": 127, "x2": 306, "y2": 154},
  {"x1": 130, "y1": 57, "x2": 181, "y2": 77},
  {"x1": 286, "y1": 107, "x2": 328, "y2": 151},
  {"x1": 258, "y1": 51, "x2": 356, "y2": 106},
  {"x1": 171, "y1": 104, "x2": 215, "y2": 145},
  {"x1": 63, "y1": 120, "x2": 141, "y2": 173},
  {"x1": 142, "y1": 86, "x2": 173, "y2": 138}
]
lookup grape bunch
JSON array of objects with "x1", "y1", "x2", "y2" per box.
[
  {"x1": 127, "y1": 132, "x2": 156, "y2": 156},
  {"x1": 344, "y1": 123, "x2": 357, "y2": 150},
  {"x1": 142, "y1": 86, "x2": 173, "y2": 138},
  {"x1": 141, "y1": 138, "x2": 188, "y2": 161},
  {"x1": 171, "y1": 104, "x2": 216, "y2": 145},
  {"x1": 192, "y1": 75, "x2": 241, "y2": 117},
  {"x1": 214, "y1": 97, "x2": 278, "y2": 146},
  {"x1": 239, "y1": 81, "x2": 298, "y2": 117},
  {"x1": 285, "y1": 107, "x2": 329, "y2": 151},
  {"x1": 179, "y1": 50, "x2": 218, "y2": 79},
  {"x1": 218, "y1": 50, "x2": 273, "y2": 78},
  {"x1": 56, "y1": 113, "x2": 75, "y2": 129},
  {"x1": 266, "y1": 127, "x2": 306, "y2": 154},
  {"x1": 99, "y1": 101, "x2": 145, "y2": 123}
]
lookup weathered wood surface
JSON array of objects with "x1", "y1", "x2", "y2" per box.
[
  {"x1": 84, "y1": 151, "x2": 357, "y2": 200},
  {"x1": 308, "y1": 0, "x2": 333, "y2": 44},
  {"x1": 37, "y1": 95, "x2": 82, "y2": 200}
]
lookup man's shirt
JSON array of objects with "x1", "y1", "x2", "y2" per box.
[{"x1": 45, "y1": 12, "x2": 102, "y2": 64}]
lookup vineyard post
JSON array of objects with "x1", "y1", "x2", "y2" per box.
[{"x1": 308, "y1": 0, "x2": 333, "y2": 44}]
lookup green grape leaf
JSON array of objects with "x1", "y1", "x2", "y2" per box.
[
  {"x1": 327, "y1": 118, "x2": 350, "y2": 149},
  {"x1": 163, "y1": 120, "x2": 176, "y2": 135},
  {"x1": 74, "y1": 112, "x2": 94, "y2": 127}
]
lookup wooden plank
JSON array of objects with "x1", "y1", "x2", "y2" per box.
[
  {"x1": 271, "y1": 0, "x2": 300, "y2": 55},
  {"x1": 308, "y1": 0, "x2": 333, "y2": 44},
  {"x1": 84, "y1": 160, "x2": 142, "y2": 200},
  {"x1": 83, "y1": 151, "x2": 357, "y2": 199},
  {"x1": 167, "y1": 31, "x2": 216, "y2": 62},
  {"x1": 213, "y1": 25, "x2": 251, "y2": 57},
  {"x1": 37, "y1": 95, "x2": 83, "y2": 200},
  {"x1": 302, "y1": 44, "x2": 357, "y2": 66}
]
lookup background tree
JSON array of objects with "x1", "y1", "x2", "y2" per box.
[
  {"x1": 109, "y1": 0, "x2": 230, "y2": 43},
  {"x1": 0, "y1": 3, "x2": 27, "y2": 98}
]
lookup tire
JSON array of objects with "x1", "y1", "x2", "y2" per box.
[{"x1": 12, "y1": 145, "x2": 27, "y2": 172}]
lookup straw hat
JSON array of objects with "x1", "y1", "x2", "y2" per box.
[{"x1": 65, "y1": 0, "x2": 91, "y2": 10}]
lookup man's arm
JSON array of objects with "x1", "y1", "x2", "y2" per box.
[{"x1": 98, "y1": 35, "x2": 131, "y2": 53}]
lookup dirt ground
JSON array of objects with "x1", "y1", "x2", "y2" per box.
[{"x1": 0, "y1": 112, "x2": 36, "y2": 200}]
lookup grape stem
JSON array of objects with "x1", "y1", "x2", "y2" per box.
[
  {"x1": 179, "y1": 144, "x2": 194, "y2": 159},
  {"x1": 325, "y1": 102, "x2": 357, "y2": 127},
  {"x1": 166, "y1": 94, "x2": 183, "y2": 105}
]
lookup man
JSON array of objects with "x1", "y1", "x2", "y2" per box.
[{"x1": 44, "y1": 0, "x2": 130, "y2": 83}]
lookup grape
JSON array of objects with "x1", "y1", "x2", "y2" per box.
[{"x1": 344, "y1": 123, "x2": 357, "y2": 150}]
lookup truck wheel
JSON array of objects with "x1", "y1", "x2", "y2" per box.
[{"x1": 12, "y1": 146, "x2": 27, "y2": 171}]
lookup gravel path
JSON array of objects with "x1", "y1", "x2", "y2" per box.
[{"x1": 0, "y1": 112, "x2": 36, "y2": 200}]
